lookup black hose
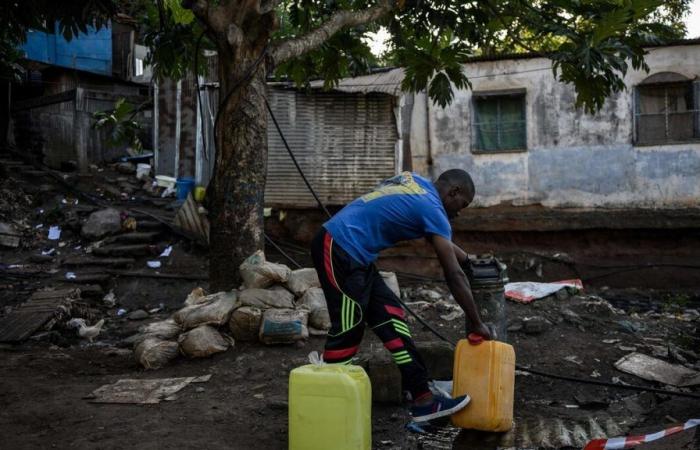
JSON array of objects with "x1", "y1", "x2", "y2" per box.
[
  {"x1": 517, "y1": 365, "x2": 700, "y2": 400},
  {"x1": 264, "y1": 97, "x2": 333, "y2": 219},
  {"x1": 265, "y1": 234, "x2": 303, "y2": 269}
]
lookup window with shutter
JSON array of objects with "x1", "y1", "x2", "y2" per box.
[
  {"x1": 635, "y1": 80, "x2": 698, "y2": 145},
  {"x1": 471, "y1": 91, "x2": 527, "y2": 153}
]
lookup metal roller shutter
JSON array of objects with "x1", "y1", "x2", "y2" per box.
[{"x1": 265, "y1": 88, "x2": 398, "y2": 207}]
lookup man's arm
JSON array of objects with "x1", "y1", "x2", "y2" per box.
[
  {"x1": 452, "y1": 242, "x2": 468, "y2": 265},
  {"x1": 430, "y1": 234, "x2": 491, "y2": 340}
]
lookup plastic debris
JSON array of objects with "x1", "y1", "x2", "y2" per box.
[
  {"x1": 159, "y1": 245, "x2": 173, "y2": 258},
  {"x1": 505, "y1": 279, "x2": 583, "y2": 303},
  {"x1": 48, "y1": 226, "x2": 61, "y2": 240},
  {"x1": 147, "y1": 261, "x2": 161, "y2": 269},
  {"x1": 65, "y1": 272, "x2": 77, "y2": 280},
  {"x1": 584, "y1": 418, "x2": 700, "y2": 450},
  {"x1": 103, "y1": 291, "x2": 116, "y2": 307}
]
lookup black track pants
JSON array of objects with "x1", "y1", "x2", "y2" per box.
[{"x1": 310, "y1": 228, "x2": 430, "y2": 399}]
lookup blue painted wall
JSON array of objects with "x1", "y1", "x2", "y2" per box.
[{"x1": 21, "y1": 22, "x2": 112, "y2": 76}]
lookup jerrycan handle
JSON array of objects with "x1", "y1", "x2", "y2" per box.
[{"x1": 467, "y1": 333, "x2": 484, "y2": 345}]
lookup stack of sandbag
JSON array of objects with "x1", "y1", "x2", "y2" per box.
[
  {"x1": 173, "y1": 291, "x2": 238, "y2": 358},
  {"x1": 239, "y1": 250, "x2": 292, "y2": 288},
  {"x1": 132, "y1": 319, "x2": 182, "y2": 369},
  {"x1": 229, "y1": 257, "x2": 320, "y2": 344},
  {"x1": 132, "y1": 290, "x2": 239, "y2": 369},
  {"x1": 230, "y1": 253, "x2": 402, "y2": 345}
]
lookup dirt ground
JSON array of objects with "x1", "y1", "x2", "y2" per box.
[
  {"x1": 1, "y1": 157, "x2": 699, "y2": 449},
  {"x1": 1, "y1": 287, "x2": 699, "y2": 450}
]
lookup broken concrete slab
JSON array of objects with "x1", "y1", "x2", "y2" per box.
[
  {"x1": 103, "y1": 231, "x2": 161, "y2": 245},
  {"x1": 614, "y1": 352, "x2": 700, "y2": 387},
  {"x1": 87, "y1": 375, "x2": 211, "y2": 404},
  {"x1": 62, "y1": 256, "x2": 135, "y2": 268},
  {"x1": 0, "y1": 222, "x2": 21, "y2": 248},
  {"x1": 92, "y1": 244, "x2": 159, "y2": 257},
  {"x1": 359, "y1": 341, "x2": 454, "y2": 404}
]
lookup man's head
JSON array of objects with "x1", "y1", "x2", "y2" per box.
[{"x1": 434, "y1": 169, "x2": 475, "y2": 219}]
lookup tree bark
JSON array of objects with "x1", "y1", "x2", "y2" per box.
[{"x1": 208, "y1": 53, "x2": 268, "y2": 291}]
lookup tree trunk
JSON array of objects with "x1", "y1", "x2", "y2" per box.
[{"x1": 208, "y1": 54, "x2": 268, "y2": 291}]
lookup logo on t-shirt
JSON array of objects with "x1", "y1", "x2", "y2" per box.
[{"x1": 361, "y1": 172, "x2": 427, "y2": 203}]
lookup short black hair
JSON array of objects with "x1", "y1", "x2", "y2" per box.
[{"x1": 437, "y1": 169, "x2": 475, "y2": 197}]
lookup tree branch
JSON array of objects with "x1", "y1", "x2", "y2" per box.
[
  {"x1": 182, "y1": 0, "x2": 231, "y2": 35},
  {"x1": 271, "y1": 0, "x2": 396, "y2": 65}
]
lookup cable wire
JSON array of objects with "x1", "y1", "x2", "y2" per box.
[{"x1": 264, "y1": 97, "x2": 332, "y2": 218}]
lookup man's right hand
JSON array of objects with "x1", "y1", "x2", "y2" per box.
[{"x1": 472, "y1": 321, "x2": 493, "y2": 340}]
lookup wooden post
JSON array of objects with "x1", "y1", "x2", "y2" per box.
[{"x1": 73, "y1": 87, "x2": 90, "y2": 173}]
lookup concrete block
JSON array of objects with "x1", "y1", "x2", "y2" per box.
[{"x1": 358, "y1": 340, "x2": 454, "y2": 404}]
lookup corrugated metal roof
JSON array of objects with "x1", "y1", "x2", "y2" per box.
[
  {"x1": 307, "y1": 68, "x2": 405, "y2": 96},
  {"x1": 265, "y1": 88, "x2": 398, "y2": 207}
]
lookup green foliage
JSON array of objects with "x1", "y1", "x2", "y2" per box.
[
  {"x1": 2, "y1": 0, "x2": 692, "y2": 114},
  {"x1": 92, "y1": 98, "x2": 144, "y2": 152},
  {"x1": 141, "y1": 1, "x2": 209, "y2": 81},
  {"x1": 381, "y1": 0, "x2": 687, "y2": 111},
  {"x1": 273, "y1": 5, "x2": 380, "y2": 88}
]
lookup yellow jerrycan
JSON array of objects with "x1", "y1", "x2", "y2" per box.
[
  {"x1": 289, "y1": 362, "x2": 371, "y2": 450},
  {"x1": 451, "y1": 333, "x2": 515, "y2": 432}
]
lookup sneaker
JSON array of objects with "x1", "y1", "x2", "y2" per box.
[{"x1": 410, "y1": 394, "x2": 471, "y2": 423}]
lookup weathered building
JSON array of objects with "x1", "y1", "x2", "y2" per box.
[
  {"x1": 9, "y1": 18, "x2": 152, "y2": 169},
  {"x1": 407, "y1": 40, "x2": 700, "y2": 209}
]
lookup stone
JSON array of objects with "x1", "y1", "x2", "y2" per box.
[
  {"x1": 560, "y1": 307, "x2": 582, "y2": 325},
  {"x1": 522, "y1": 316, "x2": 552, "y2": 335},
  {"x1": 81, "y1": 208, "x2": 122, "y2": 240},
  {"x1": 128, "y1": 309, "x2": 149, "y2": 320},
  {"x1": 359, "y1": 341, "x2": 454, "y2": 404}
]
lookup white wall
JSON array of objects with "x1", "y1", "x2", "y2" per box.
[{"x1": 410, "y1": 43, "x2": 700, "y2": 208}]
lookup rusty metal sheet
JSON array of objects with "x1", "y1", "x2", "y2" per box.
[
  {"x1": 0, "y1": 288, "x2": 79, "y2": 342},
  {"x1": 307, "y1": 68, "x2": 404, "y2": 96},
  {"x1": 265, "y1": 88, "x2": 398, "y2": 207},
  {"x1": 174, "y1": 193, "x2": 210, "y2": 244}
]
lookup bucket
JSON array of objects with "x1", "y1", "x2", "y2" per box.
[
  {"x1": 194, "y1": 186, "x2": 206, "y2": 202},
  {"x1": 136, "y1": 163, "x2": 151, "y2": 180},
  {"x1": 176, "y1": 177, "x2": 195, "y2": 200}
]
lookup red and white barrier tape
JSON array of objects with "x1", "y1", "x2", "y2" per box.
[{"x1": 584, "y1": 419, "x2": 700, "y2": 450}]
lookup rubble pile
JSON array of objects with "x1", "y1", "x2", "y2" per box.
[{"x1": 0, "y1": 154, "x2": 198, "y2": 347}]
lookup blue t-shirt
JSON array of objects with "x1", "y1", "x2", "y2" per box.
[{"x1": 324, "y1": 172, "x2": 452, "y2": 266}]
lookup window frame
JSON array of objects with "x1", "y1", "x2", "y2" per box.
[
  {"x1": 471, "y1": 89, "x2": 528, "y2": 154},
  {"x1": 633, "y1": 80, "x2": 700, "y2": 147}
]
